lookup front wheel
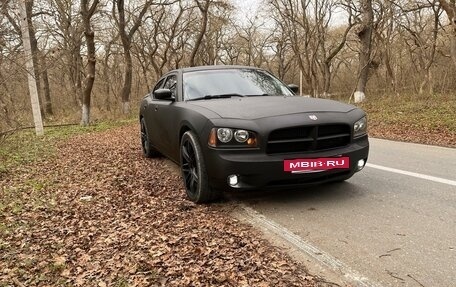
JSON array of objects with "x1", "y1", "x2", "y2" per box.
[{"x1": 180, "y1": 131, "x2": 221, "y2": 203}]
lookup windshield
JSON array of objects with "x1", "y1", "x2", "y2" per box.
[{"x1": 183, "y1": 69, "x2": 294, "y2": 101}]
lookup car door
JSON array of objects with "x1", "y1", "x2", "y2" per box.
[
  {"x1": 142, "y1": 78, "x2": 165, "y2": 150},
  {"x1": 153, "y1": 74, "x2": 178, "y2": 158}
]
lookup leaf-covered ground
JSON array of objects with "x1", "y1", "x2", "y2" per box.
[{"x1": 0, "y1": 125, "x2": 321, "y2": 286}]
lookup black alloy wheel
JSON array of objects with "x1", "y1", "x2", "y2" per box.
[{"x1": 180, "y1": 131, "x2": 220, "y2": 203}]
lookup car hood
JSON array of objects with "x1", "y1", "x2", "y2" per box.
[{"x1": 187, "y1": 96, "x2": 356, "y2": 120}]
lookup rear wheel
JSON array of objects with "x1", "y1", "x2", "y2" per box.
[
  {"x1": 140, "y1": 118, "x2": 160, "y2": 158},
  {"x1": 180, "y1": 131, "x2": 221, "y2": 203}
]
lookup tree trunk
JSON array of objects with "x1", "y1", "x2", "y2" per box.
[
  {"x1": 24, "y1": 0, "x2": 45, "y2": 117},
  {"x1": 354, "y1": 0, "x2": 373, "y2": 103},
  {"x1": 384, "y1": 51, "x2": 396, "y2": 93},
  {"x1": 121, "y1": 49, "x2": 132, "y2": 114},
  {"x1": 384, "y1": 1, "x2": 397, "y2": 93},
  {"x1": 323, "y1": 61, "x2": 331, "y2": 96},
  {"x1": 80, "y1": 0, "x2": 99, "y2": 126},
  {"x1": 69, "y1": 42, "x2": 83, "y2": 107},
  {"x1": 19, "y1": 0, "x2": 43, "y2": 136},
  {"x1": 40, "y1": 53, "x2": 53, "y2": 116},
  {"x1": 116, "y1": 0, "x2": 131, "y2": 114},
  {"x1": 103, "y1": 42, "x2": 113, "y2": 111}
]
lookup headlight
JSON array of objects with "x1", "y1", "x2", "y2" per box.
[
  {"x1": 234, "y1": 130, "x2": 249, "y2": 143},
  {"x1": 217, "y1": 128, "x2": 233, "y2": 143},
  {"x1": 353, "y1": 117, "x2": 367, "y2": 138},
  {"x1": 209, "y1": 128, "x2": 257, "y2": 148}
]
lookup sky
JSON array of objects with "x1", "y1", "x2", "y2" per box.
[
  {"x1": 231, "y1": 0, "x2": 261, "y2": 22},
  {"x1": 231, "y1": 0, "x2": 348, "y2": 27}
]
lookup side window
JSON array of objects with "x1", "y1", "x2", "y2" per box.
[
  {"x1": 152, "y1": 78, "x2": 165, "y2": 95},
  {"x1": 163, "y1": 75, "x2": 177, "y2": 99}
]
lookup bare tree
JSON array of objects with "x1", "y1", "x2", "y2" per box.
[
  {"x1": 114, "y1": 0, "x2": 154, "y2": 114},
  {"x1": 270, "y1": 31, "x2": 294, "y2": 81},
  {"x1": 19, "y1": 0, "x2": 43, "y2": 135},
  {"x1": 353, "y1": 0, "x2": 374, "y2": 103},
  {"x1": 133, "y1": 2, "x2": 187, "y2": 82},
  {"x1": 24, "y1": 0, "x2": 44, "y2": 116},
  {"x1": 2, "y1": 0, "x2": 456, "y2": 130},
  {"x1": 269, "y1": 0, "x2": 318, "y2": 95},
  {"x1": 269, "y1": 0, "x2": 353, "y2": 96},
  {"x1": 399, "y1": 1, "x2": 441, "y2": 94},
  {"x1": 439, "y1": 0, "x2": 456, "y2": 68},
  {"x1": 232, "y1": 16, "x2": 272, "y2": 68},
  {"x1": 317, "y1": 1, "x2": 355, "y2": 97},
  {"x1": 189, "y1": 0, "x2": 211, "y2": 67},
  {"x1": 3, "y1": 0, "x2": 54, "y2": 117},
  {"x1": 80, "y1": 0, "x2": 99, "y2": 126},
  {"x1": 101, "y1": 35, "x2": 118, "y2": 111},
  {"x1": 0, "y1": 17, "x2": 17, "y2": 130},
  {"x1": 49, "y1": 0, "x2": 84, "y2": 107},
  {"x1": 372, "y1": 0, "x2": 399, "y2": 93}
]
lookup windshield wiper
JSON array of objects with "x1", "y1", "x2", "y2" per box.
[
  {"x1": 188, "y1": 93, "x2": 245, "y2": 101},
  {"x1": 246, "y1": 93, "x2": 271, "y2": 97}
]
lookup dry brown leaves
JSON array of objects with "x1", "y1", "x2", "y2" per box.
[{"x1": 0, "y1": 124, "x2": 319, "y2": 286}]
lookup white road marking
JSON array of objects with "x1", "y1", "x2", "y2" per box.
[
  {"x1": 240, "y1": 205, "x2": 383, "y2": 287},
  {"x1": 366, "y1": 163, "x2": 456, "y2": 187}
]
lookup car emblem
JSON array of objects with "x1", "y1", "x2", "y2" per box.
[{"x1": 309, "y1": 115, "x2": 318, "y2": 121}]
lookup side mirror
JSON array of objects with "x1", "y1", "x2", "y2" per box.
[
  {"x1": 288, "y1": 84, "x2": 299, "y2": 94},
  {"x1": 154, "y1": 88, "x2": 173, "y2": 100}
]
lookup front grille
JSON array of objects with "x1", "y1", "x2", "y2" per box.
[{"x1": 266, "y1": 124, "x2": 351, "y2": 154}]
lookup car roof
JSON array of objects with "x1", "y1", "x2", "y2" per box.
[{"x1": 167, "y1": 65, "x2": 264, "y2": 74}]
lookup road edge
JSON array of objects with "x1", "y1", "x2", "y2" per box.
[{"x1": 232, "y1": 204, "x2": 383, "y2": 287}]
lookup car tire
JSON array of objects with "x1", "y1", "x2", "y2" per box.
[
  {"x1": 140, "y1": 118, "x2": 160, "y2": 158},
  {"x1": 180, "y1": 131, "x2": 221, "y2": 203}
]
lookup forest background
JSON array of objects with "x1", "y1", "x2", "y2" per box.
[{"x1": 1, "y1": 0, "x2": 455, "y2": 146}]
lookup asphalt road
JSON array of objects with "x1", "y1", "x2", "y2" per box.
[{"x1": 231, "y1": 138, "x2": 456, "y2": 286}]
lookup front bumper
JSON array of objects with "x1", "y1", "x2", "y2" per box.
[{"x1": 203, "y1": 136, "x2": 369, "y2": 191}]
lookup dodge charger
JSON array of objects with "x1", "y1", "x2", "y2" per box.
[{"x1": 139, "y1": 66, "x2": 369, "y2": 203}]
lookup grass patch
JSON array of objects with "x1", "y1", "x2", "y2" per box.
[
  {"x1": 359, "y1": 93, "x2": 456, "y2": 132},
  {"x1": 356, "y1": 93, "x2": 456, "y2": 146},
  {"x1": 0, "y1": 119, "x2": 135, "y2": 174},
  {"x1": 329, "y1": 92, "x2": 455, "y2": 146}
]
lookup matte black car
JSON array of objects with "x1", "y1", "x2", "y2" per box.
[{"x1": 139, "y1": 66, "x2": 369, "y2": 203}]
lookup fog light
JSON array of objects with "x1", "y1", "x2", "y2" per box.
[
  {"x1": 228, "y1": 174, "x2": 239, "y2": 187},
  {"x1": 357, "y1": 159, "x2": 365, "y2": 171}
]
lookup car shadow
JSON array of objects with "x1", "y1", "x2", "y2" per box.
[{"x1": 225, "y1": 180, "x2": 368, "y2": 205}]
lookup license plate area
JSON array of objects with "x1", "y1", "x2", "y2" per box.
[{"x1": 284, "y1": 157, "x2": 350, "y2": 173}]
